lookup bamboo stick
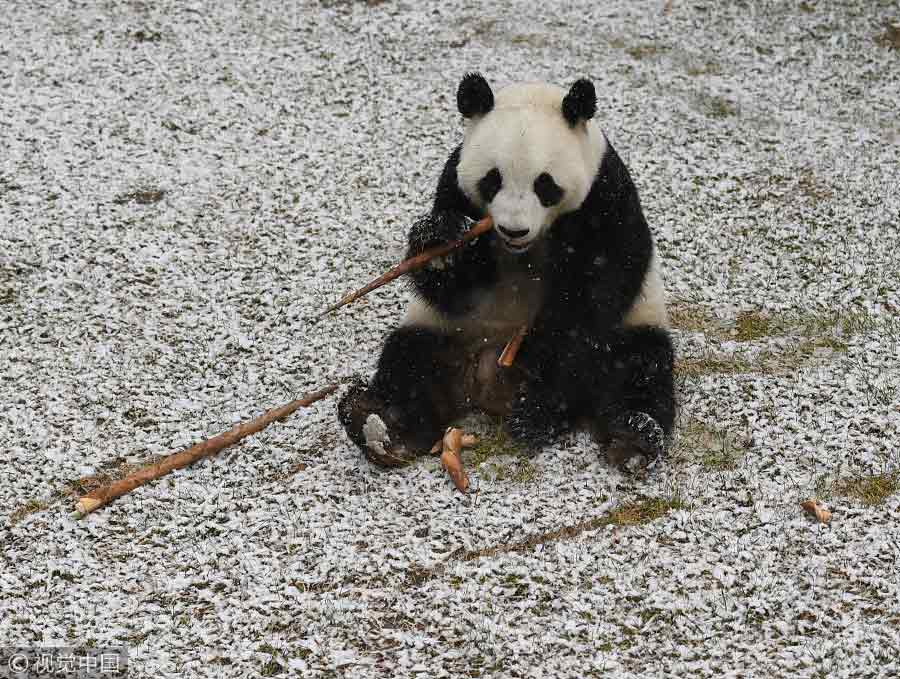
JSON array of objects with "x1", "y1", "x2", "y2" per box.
[
  {"x1": 74, "y1": 384, "x2": 338, "y2": 517},
  {"x1": 438, "y1": 427, "x2": 478, "y2": 493},
  {"x1": 498, "y1": 324, "x2": 528, "y2": 368},
  {"x1": 801, "y1": 498, "x2": 832, "y2": 524},
  {"x1": 319, "y1": 216, "x2": 493, "y2": 317}
]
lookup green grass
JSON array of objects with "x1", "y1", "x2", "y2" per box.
[
  {"x1": 668, "y1": 302, "x2": 723, "y2": 336},
  {"x1": 9, "y1": 499, "x2": 50, "y2": 526},
  {"x1": 674, "y1": 417, "x2": 749, "y2": 470},
  {"x1": 675, "y1": 353, "x2": 753, "y2": 378},
  {"x1": 260, "y1": 660, "x2": 282, "y2": 676},
  {"x1": 669, "y1": 303, "x2": 861, "y2": 344},
  {"x1": 686, "y1": 59, "x2": 722, "y2": 76},
  {"x1": 489, "y1": 458, "x2": 539, "y2": 484},
  {"x1": 811, "y1": 336, "x2": 850, "y2": 352},
  {"x1": 625, "y1": 44, "x2": 664, "y2": 60},
  {"x1": 452, "y1": 421, "x2": 540, "y2": 485},
  {"x1": 608, "y1": 496, "x2": 686, "y2": 526},
  {"x1": 671, "y1": 304, "x2": 879, "y2": 380},
  {"x1": 751, "y1": 307, "x2": 890, "y2": 340},
  {"x1": 467, "y1": 421, "x2": 522, "y2": 467},
  {"x1": 697, "y1": 93, "x2": 738, "y2": 118},
  {"x1": 832, "y1": 473, "x2": 899, "y2": 506},
  {"x1": 734, "y1": 311, "x2": 773, "y2": 341},
  {"x1": 759, "y1": 337, "x2": 847, "y2": 368}
]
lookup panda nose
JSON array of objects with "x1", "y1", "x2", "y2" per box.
[{"x1": 497, "y1": 225, "x2": 529, "y2": 239}]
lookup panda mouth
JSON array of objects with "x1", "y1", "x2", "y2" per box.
[{"x1": 501, "y1": 239, "x2": 532, "y2": 254}]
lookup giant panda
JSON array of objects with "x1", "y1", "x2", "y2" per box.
[{"x1": 338, "y1": 73, "x2": 675, "y2": 470}]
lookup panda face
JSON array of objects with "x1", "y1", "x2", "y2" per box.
[{"x1": 456, "y1": 79, "x2": 606, "y2": 254}]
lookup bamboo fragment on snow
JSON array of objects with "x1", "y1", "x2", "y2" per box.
[
  {"x1": 438, "y1": 427, "x2": 478, "y2": 493},
  {"x1": 801, "y1": 498, "x2": 832, "y2": 524},
  {"x1": 74, "y1": 384, "x2": 338, "y2": 518}
]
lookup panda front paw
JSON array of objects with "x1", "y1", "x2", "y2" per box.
[
  {"x1": 600, "y1": 411, "x2": 667, "y2": 473},
  {"x1": 408, "y1": 212, "x2": 468, "y2": 257},
  {"x1": 337, "y1": 381, "x2": 418, "y2": 467},
  {"x1": 504, "y1": 384, "x2": 563, "y2": 450}
]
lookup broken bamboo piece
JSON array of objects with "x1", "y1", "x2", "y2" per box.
[
  {"x1": 498, "y1": 324, "x2": 528, "y2": 368},
  {"x1": 73, "y1": 384, "x2": 338, "y2": 518},
  {"x1": 435, "y1": 427, "x2": 478, "y2": 493},
  {"x1": 319, "y1": 216, "x2": 494, "y2": 317},
  {"x1": 430, "y1": 430, "x2": 478, "y2": 455},
  {"x1": 801, "y1": 498, "x2": 832, "y2": 524}
]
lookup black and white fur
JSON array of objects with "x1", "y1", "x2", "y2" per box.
[{"x1": 338, "y1": 74, "x2": 675, "y2": 469}]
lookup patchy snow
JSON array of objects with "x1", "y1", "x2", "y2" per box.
[{"x1": 2, "y1": 1, "x2": 899, "y2": 677}]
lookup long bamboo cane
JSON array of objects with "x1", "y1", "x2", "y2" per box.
[
  {"x1": 74, "y1": 384, "x2": 338, "y2": 517},
  {"x1": 319, "y1": 216, "x2": 493, "y2": 317}
]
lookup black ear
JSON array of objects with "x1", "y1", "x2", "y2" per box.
[
  {"x1": 457, "y1": 72, "x2": 494, "y2": 118},
  {"x1": 561, "y1": 79, "x2": 597, "y2": 126}
]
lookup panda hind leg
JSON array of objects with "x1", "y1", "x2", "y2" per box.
[
  {"x1": 588, "y1": 326, "x2": 676, "y2": 471},
  {"x1": 337, "y1": 326, "x2": 466, "y2": 466}
]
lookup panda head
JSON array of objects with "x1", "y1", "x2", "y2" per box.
[{"x1": 456, "y1": 73, "x2": 606, "y2": 254}]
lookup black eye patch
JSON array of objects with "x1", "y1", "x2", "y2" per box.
[
  {"x1": 478, "y1": 168, "x2": 502, "y2": 203},
  {"x1": 534, "y1": 172, "x2": 564, "y2": 207}
]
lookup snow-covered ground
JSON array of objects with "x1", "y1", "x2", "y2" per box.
[{"x1": 2, "y1": 1, "x2": 899, "y2": 676}]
